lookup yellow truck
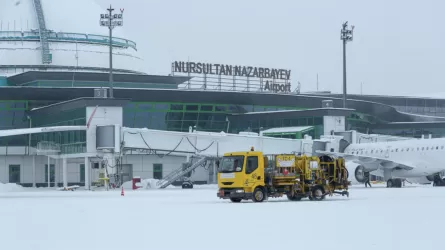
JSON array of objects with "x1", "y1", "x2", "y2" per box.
[{"x1": 216, "y1": 149, "x2": 350, "y2": 202}]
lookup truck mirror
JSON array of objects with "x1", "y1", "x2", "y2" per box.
[{"x1": 216, "y1": 160, "x2": 220, "y2": 168}]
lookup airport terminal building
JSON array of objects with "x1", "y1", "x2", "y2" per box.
[{"x1": 1, "y1": 0, "x2": 445, "y2": 187}]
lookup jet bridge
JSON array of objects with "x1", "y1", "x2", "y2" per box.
[
  {"x1": 121, "y1": 127, "x2": 314, "y2": 157},
  {"x1": 117, "y1": 127, "x2": 315, "y2": 188}
]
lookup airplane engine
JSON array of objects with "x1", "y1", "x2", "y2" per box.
[
  {"x1": 346, "y1": 163, "x2": 376, "y2": 184},
  {"x1": 345, "y1": 163, "x2": 364, "y2": 184},
  {"x1": 354, "y1": 165, "x2": 367, "y2": 183}
]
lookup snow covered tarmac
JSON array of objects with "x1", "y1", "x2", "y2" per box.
[{"x1": 1, "y1": 183, "x2": 443, "y2": 250}]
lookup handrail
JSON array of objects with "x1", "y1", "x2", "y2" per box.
[{"x1": 0, "y1": 31, "x2": 137, "y2": 50}]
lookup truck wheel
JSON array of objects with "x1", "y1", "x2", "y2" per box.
[
  {"x1": 311, "y1": 186, "x2": 325, "y2": 201},
  {"x1": 230, "y1": 198, "x2": 242, "y2": 203},
  {"x1": 252, "y1": 187, "x2": 265, "y2": 202},
  {"x1": 286, "y1": 194, "x2": 302, "y2": 201}
]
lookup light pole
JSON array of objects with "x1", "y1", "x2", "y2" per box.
[
  {"x1": 340, "y1": 21, "x2": 354, "y2": 108},
  {"x1": 100, "y1": 5, "x2": 124, "y2": 99}
]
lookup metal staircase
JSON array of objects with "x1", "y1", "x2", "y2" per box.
[
  {"x1": 156, "y1": 157, "x2": 209, "y2": 189},
  {"x1": 33, "y1": 0, "x2": 52, "y2": 64}
]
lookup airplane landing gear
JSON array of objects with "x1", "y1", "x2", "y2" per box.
[{"x1": 387, "y1": 178, "x2": 403, "y2": 188}]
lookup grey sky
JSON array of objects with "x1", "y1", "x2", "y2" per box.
[{"x1": 96, "y1": 0, "x2": 445, "y2": 97}]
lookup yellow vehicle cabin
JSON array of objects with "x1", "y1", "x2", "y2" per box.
[{"x1": 216, "y1": 149, "x2": 350, "y2": 203}]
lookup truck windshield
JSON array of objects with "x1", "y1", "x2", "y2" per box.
[{"x1": 219, "y1": 156, "x2": 244, "y2": 173}]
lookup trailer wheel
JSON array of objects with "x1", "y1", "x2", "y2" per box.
[
  {"x1": 230, "y1": 198, "x2": 242, "y2": 203},
  {"x1": 252, "y1": 187, "x2": 265, "y2": 202},
  {"x1": 311, "y1": 186, "x2": 325, "y2": 201}
]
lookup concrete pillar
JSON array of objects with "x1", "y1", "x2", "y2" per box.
[
  {"x1": 63, "y1": 158, "x2": 68, "y2": 188},
  {"x1": 47, "y1": 156, "x2": 50, "y2": 188},
  {"x1": 84, "y1": 157, "x2": 90, "y2": 190},
  {"x1": 54, "y1": 158, "x2": 59, "y2": 189},
  {"x1": 32, "y1": 155, "x2": 36, "y2": 188}
]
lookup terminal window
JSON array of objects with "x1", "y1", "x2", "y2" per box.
[
  {"x1": 80, "y1": 164, "x2": 85, "y2": 183},
  {"x1": 153, "y1": 164, "x2": 163, "y2": 179},
  {"x1": 9, "y1": 165, "x2": 20, "y2": 183},
  {"x1": 44, "y1": 164, "x2": 55, "y2": 184}
]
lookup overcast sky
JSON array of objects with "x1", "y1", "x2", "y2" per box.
[{"x1": 95, "y1": 0, "x2": 444, "y2": 97}]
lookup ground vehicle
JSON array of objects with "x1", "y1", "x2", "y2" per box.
[{"x1": 216, "y1": 150, "x2": 350, "y2": 202}]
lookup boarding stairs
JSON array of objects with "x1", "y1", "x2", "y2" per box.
[
  {"x1": 156, "y1": 156, "x2": 210, "y2": 189},
  {"x1": 33, "y1": 0, "x2": 52, "y2": 64}
]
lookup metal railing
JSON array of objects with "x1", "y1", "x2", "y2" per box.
[
  {"x1": 0, "y1": 31, "x2": 137, "y2": 50},
  {"x1": 32, "y1": 0, "x2": 52, "y2": 64}
]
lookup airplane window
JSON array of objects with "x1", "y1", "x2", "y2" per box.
[
  {"x1": 442, "y1": 146, "x2": 444, "y2": 149},
  {"x1": 401, "y1": 149, "x2": 404, "y2": 152},
  {"x1": 437, "y1": 146, "x2": 439, "y2": 150},
  {"x1": 396, "y1": 149, "x2": 398, "y2": 152},
  {"x1": 422, "y1": 147, "x2": 424, "y2": 150},
  {"x1": 371, "y1": 150, "x2": 373, "y2": 153},
  {"x1": 406, "y1": 148, "x2": 409, "y2": 152}
]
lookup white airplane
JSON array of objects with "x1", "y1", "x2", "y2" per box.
[{"x1": 317, "y1": 137, "x2": 445, "y2": 188}]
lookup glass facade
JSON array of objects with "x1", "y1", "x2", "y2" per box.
[
  {"x1": 31, "y1": 107, "x2": 86, "y2": 154},
  {"x1": 2, "y1": 90, "x2": 445, "y2": 154},
  {"x1": 0, "y1": 100, "x2": 29, "y2": 146},
  {"x1": 326, "y1": 94, "x2": 445, "y2": 118},
  {"x1": 231, "y1": 116, "x2": 324, "y2": 138},
  {"x1": 379, "y1": 99, "x2": 445, "y2": 117},
  {"x1": 123, "y1": 102, "x2": 308, "y2": 133},
  {"x1": 371, "y1": 124, "x2": 445, "y2": 138}
]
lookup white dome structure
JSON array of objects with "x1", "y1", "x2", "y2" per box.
[{"x1": 0, "y1": 0, "x2": 145, "y2": 75}]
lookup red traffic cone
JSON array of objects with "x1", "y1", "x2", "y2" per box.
[{"x1": 121, "y1": 186, "x2": 125, "y2": 196}]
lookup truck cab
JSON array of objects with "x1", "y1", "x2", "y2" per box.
[{"x1": 216, "y1": 150, "x2": 267, "y2": 202}]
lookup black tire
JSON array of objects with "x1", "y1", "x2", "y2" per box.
[
  {"x1": 311, "y1": 186, "x2": 325, "y2": 201},
  {"x1": 182, "y1": 182, "x2": 193, "y2": 189},
  {"x1": 387, "y1": 179, "x2": 393, "y2": 188},
  {"x1": 286, "y1": 194, "x2": 302, "y2": 201},
  {"x1": 252, "y1": 187, "x2": 266, "y2": 202},
  {"x1": 394, "y1": 179, "x2": 402, "y2": 188},
  {"x1": 230, "y1": 198, "x2": 242, "y2": 203}
]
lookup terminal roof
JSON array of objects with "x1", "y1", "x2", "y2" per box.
[
  {"x1": 29, "y1": 97, "x2": 131, "y2": 116},
  {"x1": 230, "y1": 108, "x2": 354, "y2": 120},
  {"x1": 7, "y1": 71, "x2": 191, "y2": 86}
]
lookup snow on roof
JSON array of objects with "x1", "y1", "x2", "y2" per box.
[
  {"x1": 261, "y1": 126, "x2": 313, "y2": 134},
  {"x1": 238, "y1": 107, "x2": 354, "y2": 115}
]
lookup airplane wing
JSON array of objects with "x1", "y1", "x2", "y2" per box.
[{"x1": 316, "y1": 150, "x2": 415, "y2": 170}]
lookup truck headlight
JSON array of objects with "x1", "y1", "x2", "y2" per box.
[{"x1": 235, "y1": 189, "x2": 244, "y2": 193}]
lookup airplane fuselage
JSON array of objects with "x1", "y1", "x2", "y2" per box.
[{"x1": 343, "y1": 137, "x2": 445, "y2": 184}]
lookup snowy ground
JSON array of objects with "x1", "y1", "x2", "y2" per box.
[{"x1": 1, "y1": 183, "x2": 443, "y2": 250}]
